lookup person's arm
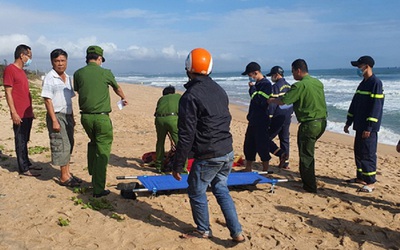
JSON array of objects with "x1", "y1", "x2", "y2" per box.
[
  {"x1": 396, "y1": 140, "x2": 400, "y2": 153},
  {"x1": 43, "y1": 98, "x2": 60, "y2": 132},
  {"x1": 172, "y1": 94, "x2": 197, "y2": 180},
  {"x1": 268, "y1": 98, "x2": 285, "y2": 105},
  {"x1": 363, "y1": 79, "x2": 384, "y2": 138},
  {"x1": 4, "y1": 86, "x2": 22, "y2": 125},
  {"x1": 113, "y1": 86, "x2": 128, "y2": 106}
]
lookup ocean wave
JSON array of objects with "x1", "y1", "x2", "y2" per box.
[{"x1": 326, "y1": 120, "x2": 399, "y2": 146}]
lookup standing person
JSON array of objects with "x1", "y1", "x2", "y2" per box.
[
  {"x1": 241, "y1": 62, "x2": 272, "y2": 172},
  {"x1": 266, "y1": 66, "x2": 293, "y2": 169},
  {"x1": 172, "y1": 48, "x2": 244, "y2": 242},
  {"x1": 154, "y1": 85, "x2": 181, "y2": 172},
  {"x1": 269, "y1": 59, "x2": 327, "y2": 193},
  {"x1": 3, "y1": 44, "x2": 40, "y2": 177},
  {"x1": 397, "y1": 140, "x2": 400, "y2": 153},
  {"x1": 73, "y1": 45, "x2": 128, "y2": 198},
  {"x1": 41, "y1": 49, "x2": 81, "y2": 187},
  {"x1": 344, "y1": 56, "x2": 384, "y2": 193}
]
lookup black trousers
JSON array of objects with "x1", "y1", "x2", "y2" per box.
[
  {"x1": 244, "y1": 123, "x2": 270, "y2": 162},
  {"x1": 269, "y1": 115, "x2": 291, "y2": 157},
  {"x1": 13, "y1": 117, "x2": 33, "y2": 173},
  {"x1": 354, "y1": 131, "x2": 377, "y2": 184}
]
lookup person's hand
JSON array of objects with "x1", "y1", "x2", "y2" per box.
[
  {"x1": 396, "y1": 141, "x2": 400, "y2": 153},
  {"x1": 121, "y1": 98, "x2": 128, "y2": 106},
  {"x1": 267, "y1": 98, "x2": 275, "y2": 104},
  {"x1": 172, "y1": 171, "x2": 182, "y2": 181},
  {"x1": 362, "y1": 130, "x2": 370, "y2": 139},
  {"x1": 51, "y1": 119, "x2": 60, "y2": 132},
  {"x1": 11, "y1": 113, "x2": 22, "y2": 125},
  {"x1": 248, "y1": 82, "x2": 255, "y2": 87},
  {"x1": 344, "y1": 125, "x2": 350, "y2": 134}
]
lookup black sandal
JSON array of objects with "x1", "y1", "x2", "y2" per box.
[{"x1": 59, "y1": 177, "x2": 80, "y2": 187}]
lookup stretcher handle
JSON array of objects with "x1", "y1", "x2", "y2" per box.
[{"x1": 116, "y1": 176, "x2": 138, "y2": 180}]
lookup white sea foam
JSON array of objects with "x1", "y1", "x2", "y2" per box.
[
  {"x1": 116, "y1": 70, "x2": 400, "y2": 146},
  {"x1": 326, "y1": 120, "x2": 398, "y2": 146}
]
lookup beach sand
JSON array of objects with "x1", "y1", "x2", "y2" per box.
[{"x1": 0, "y1": 81, "x2": 399, "y2": 249}]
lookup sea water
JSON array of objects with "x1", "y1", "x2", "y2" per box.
[{"x1": 116, "y1": 68, "x2": 400, "y2": 146}]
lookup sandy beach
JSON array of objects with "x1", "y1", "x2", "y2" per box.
[{"x1": 0, "y1": 81, "x2": 399, "y2": 250}]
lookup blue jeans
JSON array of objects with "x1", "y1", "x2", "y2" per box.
[{"x1": 187, "y1": 151, "x2": 242, "y2": 238}]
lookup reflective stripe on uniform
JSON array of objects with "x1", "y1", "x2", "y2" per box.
[
  {"x1": 356, "y1": 90, "x2": 384, "y2": 99},
  {"x1": 251, "y1": 91, "x2": 270, "y2": 99},
  {"x1": 362, "y1": 171, "x2": 376, "y2": 176},
  {"x1": 358, "y1": 168, "x2": 376, "y2": 176},
  {"x1": 367, "y1": 117, "x2": 378, "y2": 122}
]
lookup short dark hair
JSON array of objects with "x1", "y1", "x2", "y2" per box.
[
  {"x1": 163, "y1": 85, "x2": 175, "y2": 95},
  {"x1": 50, "y1": 49, "x2": 68, "y2": 60},
  {"x1": 14, "y1": 44, "x2": 31, "y2": 59},
  {"x1": 86, "y1": 53, "x2": 101, "y2": 63},
  {"x1": 292, "y1": 59, "x2": 308, "y2": 73}
]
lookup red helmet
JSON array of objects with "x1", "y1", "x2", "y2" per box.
[{"x1": 185, "y1": 48, "x2": 213, "y2": 75}]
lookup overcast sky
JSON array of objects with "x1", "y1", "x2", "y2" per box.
[{"x1": 1, "y1": 0, "x2": 399, "y2": 75}]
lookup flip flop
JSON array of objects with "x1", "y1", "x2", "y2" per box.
[
  {"x1": 345, "y1": 178, "x2": 366, "y2": 185},
  {"x1": 29, "y1": 166, "x2": 43, "y2": 171},
  {"x1": 71, "y1": 174, "x2": 83, "y2": 183},
  {"x1": 180, "y1": 230, "x2": 212, "y2": 239},
  {"x1": 357, "y1": 185, "x2": 374, "y2": 193},
  {"x1": 59, "y1": 177, "x2": 80, "y2": 187},
  {"x1": 21, "y1": 171, "x2": 41, "y2": 177}
]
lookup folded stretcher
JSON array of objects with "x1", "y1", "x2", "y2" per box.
[{"x1": 116, "y1": 171, "x2": 288, "y2": 199}]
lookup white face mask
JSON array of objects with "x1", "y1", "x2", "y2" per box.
[
  {"x1": 24, "y1": 58, "x2": 32, "y2": 67},
  {"x1": 357, "y1": 66, "x2": 366, "y2": 77}
]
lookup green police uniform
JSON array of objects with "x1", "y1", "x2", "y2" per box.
[
  {"x1": 73, "y1": 62, "x2": 119, "y2": 195},
  {"x1": 281, "y1": 75, "x2": 327, "y2": 193},
  {"x1": 154, "y1": 93, "x2": 181, "y2": 170}
]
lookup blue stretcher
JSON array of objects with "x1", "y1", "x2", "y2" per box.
[{"x1": 116, "y1": 171, "x2": 288, "y2": 195}]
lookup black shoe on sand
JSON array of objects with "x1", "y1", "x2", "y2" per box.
[{"x1": 93, "y1": 189, "x2": 110, "y2": 198}]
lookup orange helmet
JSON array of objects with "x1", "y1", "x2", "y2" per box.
[{"x1": 185, "y1": 48, "x2": 213, "y2": 75}]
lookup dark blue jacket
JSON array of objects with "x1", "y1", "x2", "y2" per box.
[
  {"x1": 173, "y1": 75, "x2": 233, "y2": 172},
  {"x1": 269, "y1": 78, "x2": 293, "y2": 121},
  {"x1": 346, "y1": 74, "x2": 384, "y2": 132},
  {"x1": 247, "y1": 77, "x2": 272, "y2": 125}
]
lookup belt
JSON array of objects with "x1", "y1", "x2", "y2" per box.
[
  {"x1": 80, "y1": 112, "x2": 109, "y2": 115},
  {"x1": 155, "y1": 112, "x2": 178, "y2": 117},
  {"x1": 301, "y1": 118, "x2": 326, "y2": 124}
]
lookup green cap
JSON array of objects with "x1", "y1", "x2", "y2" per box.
[{"x1": 86, "y1": 45, "x2": 105, "y2": 62}]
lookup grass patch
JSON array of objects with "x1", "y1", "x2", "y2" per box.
[
  {"x1": 111, "y1": 213, "x2": 125, "y2": 222},
  {"x1": 28, "y1": 146, "x2": 49, "y2": 155},
  {"x1": 73, "y1": 187, "x2": 89, "y2": 194},
  {"x1": 71, "y1": 196, "x2": 115, "y2": 211},
  {"x1": 58, "y1": 217, "x2": 70, "y2": 227}
]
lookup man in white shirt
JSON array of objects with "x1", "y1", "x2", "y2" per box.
[{"x1": 41, "y1": 49, "x2": 81, "y2": 187}]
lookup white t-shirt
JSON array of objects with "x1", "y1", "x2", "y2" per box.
[{"x1": 41, "y1": 69, "x2": 75, "y2": 114}]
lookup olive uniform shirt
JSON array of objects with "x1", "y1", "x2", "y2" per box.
[
  {"x1": 73, "y1": 62, "x2": 119, "y2": 113},
  {"x1": 281, "y1": 75, "x2": 327, "y2": 122}
]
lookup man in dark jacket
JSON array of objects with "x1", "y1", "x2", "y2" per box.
[
  {"x1": 172, "y1": 48, "x2": 244, "y2": 242},
  {"x1": 266, "y1": 66, "x2": 293, "y2": 169},
  {"x1": 344, "y1": 56, "x2": 384, "y2": 193},
  {"x1": 241, "y1": 62, "x2": 272, "y2": 172}
]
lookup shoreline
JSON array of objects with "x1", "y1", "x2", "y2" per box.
[{"x1": 126, "y1": 82, "x2": 399, "y2": 152}]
